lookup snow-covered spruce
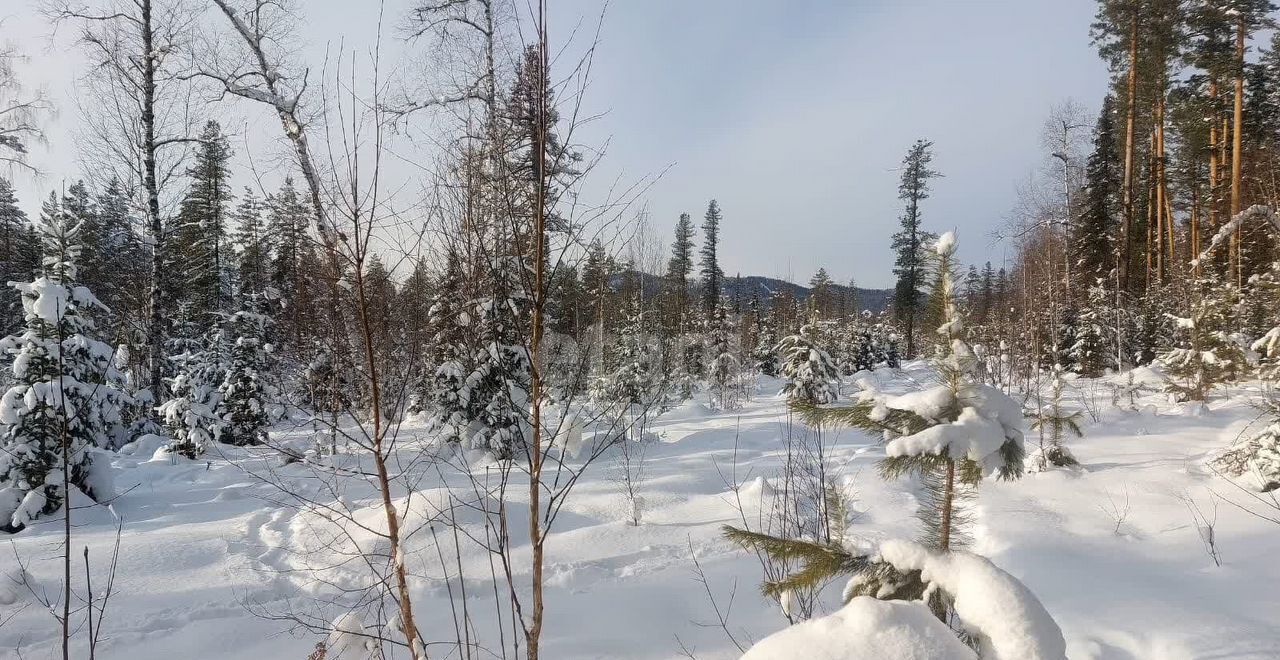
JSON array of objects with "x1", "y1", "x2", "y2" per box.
[
  {"x1": 0, "y1": 211, "x2": 128, "y2": 530},
  {"x1": 773, "y1": 320, "x2": 840, "y2": 405},
  {"x1": 1159, "y1": 278, "x2": 1247, "y2": 402},
  {"x1": 591, "y1": 293, "x2": 667, "y2": 420},
  {"x1": 159, "y1": 324, "x2": 229, "y2": 457},
  {"x1": 705, "y1": 301, "x2": 742, "y2": 410},
  {"x1": 218, "y1": 305, "x2": 278, "y2": 446}
]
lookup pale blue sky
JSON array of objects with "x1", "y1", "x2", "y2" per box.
[{"x1": 4, "y1": 0, "x2": 1108, "y2": 287}]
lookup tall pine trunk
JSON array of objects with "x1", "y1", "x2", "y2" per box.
[
  {"x1": 1231, "y1": 16, "x2": 1246, "y2": 288},
  {"x1": 1120, "y1": 13, "x2": 1139, "y2": 291}
]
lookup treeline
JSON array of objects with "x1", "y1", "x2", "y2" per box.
[{"x1": 881, "y1": 0, "x2": 1280, "y2": 397}]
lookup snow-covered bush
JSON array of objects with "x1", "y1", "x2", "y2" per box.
[
  {"x1": 1212, "y1": 422, "x2": 1280, "y2": 492},
  {"x1": 0, "y1": 212, "x2": 127, "y2": 530}
]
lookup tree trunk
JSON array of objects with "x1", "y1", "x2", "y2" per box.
[
  {"x1": 1208, "y1": 77, "x2": 1219, "y2": 267},
  {"x1": 1120, "y1": 13, "x2": 1139, "y2": 291},
  {"x1": 141, "y1": 0, "x2": 165, "y2": 412},
  {"x1": 1231, "y1": 16, "x2": 1246, "y2": 287},
  {"x1": 355, "y1": 262, "x2": 423, "y2": 660},
  {"x1": 939, "y1": 458, "x2": 955, "y2": 553},
  {"x1": 526, "y1": 9, "x2": 549, "y2": 659}
]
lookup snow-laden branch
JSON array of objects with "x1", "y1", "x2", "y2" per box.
[{"x1": 1191, "y1": 205, "x2": 1280, "y2": 268}]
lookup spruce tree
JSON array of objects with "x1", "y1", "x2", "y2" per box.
[
  {"x1": 219, "y1": 302, "x2": 277, "y2": 446},
  {"x1": 808, "y1": 267, "x2": 833, "y2": 318},
  {"x1": 234, "y1": 188, "x2": 269, "y2": 299},
  {"x1": 705, "y1": 301, "x2": 740, "y2": 410},
  {"x1": 1075, "y1": 95, "x2": 1120, "y2": 283},
  {"x1": 424, "y1": 252, "x2": 471, "y2": 443},
  {"x1": 699, "y1": 200, "x2": 724, "y2": 323},
  {"x1": 93, "y1": 178, "x2": 143, "y2": 318},
  {"x1": 0, "y1": 178, "x2": 36, "y2": 338},
  {"x1": 0, "y1": 207, "x2": 126, "y2": 529},
  {"x1": 1160, "y1": 278, "x2": 1247, "y2": 401},
  {"x1": 664, "y1": 212, "x2": 695, "y2": 333},
  {"x1": 267, "y1": 178, "x2": 314, "y2": 351},
  {"x1": 1071, "y1": 279, "x2": 1114, "y2": 376},
  {"x1": 173, "y1": 121, "x2": 234, "y2": 322},
  {"x1": 773, "y1": 320, "x2": 839, "y2": 405},
  {"x1": 891, "y1": 139, "x2": 941, "y2": 358},
  {"x1": 159, "y1": 320, "x2": 229, "y2": 458}
]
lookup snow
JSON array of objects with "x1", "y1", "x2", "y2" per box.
[
  {"x1": 2, "y1": 365, "x2": 1279, "y2": 658},
  {"x1": 877, "y1": 540, "x2": 1067, "y2": 660},
  {"x1": 935, "y1": 230, "x2": 957, "y2": 256},
  {"x1": 742, "y1": 596, "x2": 975, "y2": 660},
  {"x1": 883, "y1": 385, "x2": 954, "y2": 422},
  {"x1": 885, "y1": 405, "x2": 1009, "y2": 463}
]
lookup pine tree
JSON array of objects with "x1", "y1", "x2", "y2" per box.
[
  {"x1": 1028, "y1": 367, "x2": 1082, "y2": 472},
  {"x1": 699, "y1": 200, "x2": 724, "y2": 323},
  {"x1": 728, "y1": 234, "x2": 1028, "y2": 630},
  {"x1": 800, "y1": 233, "x2": 1024, "y2": 552},
  {"x1": 891, "y1": 139, "x2": 941, "y2": 358},
  {"x1": 0, "y1": 207, "x2": 127, "y2": 529}
]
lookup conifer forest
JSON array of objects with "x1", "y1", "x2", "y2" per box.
[{"x1": 3, "y1": 1, "x2": 1280, "y2": 658}]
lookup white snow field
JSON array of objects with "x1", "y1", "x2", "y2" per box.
[{"x1": 3, "y1": 363, "x2": 1279, "y2": 659}]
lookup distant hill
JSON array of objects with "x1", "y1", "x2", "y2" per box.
[
  {"x1": 724, "y1": 275, "x2": 893, "y2": 313},
  {"x1": 610, "y1": 272, "x2": 894, "y2": 313}
]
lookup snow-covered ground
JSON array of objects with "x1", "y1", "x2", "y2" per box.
[{"x1": 3, "y1": 363, "x2": 1279, "y2": 659}]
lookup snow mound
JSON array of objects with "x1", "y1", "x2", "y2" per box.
[
  {"x1": 119, "y1": 433, "x2": 171, "y2": 457},
  {"x1": 741, "y1": 596, "x2": 975, "y2": 660},
  {"x1": 0, "y1": 564, "x2": 36, "y2": 606},
  {"x1": 878, "y1": 540, "x2": 1067, "y2": 660}
]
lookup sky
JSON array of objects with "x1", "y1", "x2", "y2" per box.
[{"x1": 2, "y1": 0, "x2": 1109, "y2": 288}]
